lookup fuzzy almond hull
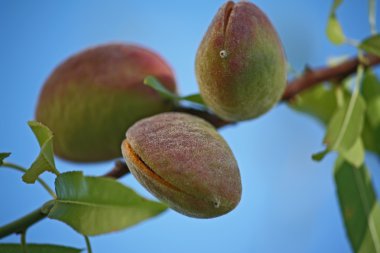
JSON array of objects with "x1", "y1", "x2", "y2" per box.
[
  {"x1": 195, "y1": 1, "x2": 287, "y2": 121},
  {"x1": 122, "y1": 112, "x2": 242, "y2": 218},
  {"x1": 36, "y1": 44, "x2": 176, "y2": 162}
]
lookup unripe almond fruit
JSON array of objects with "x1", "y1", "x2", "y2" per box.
[
  {"x1": 195, "y1": 1, "x2": 287, "y2": 121},
  {"x1": 36, "y1": 44, "x2": 176, "y2": 162},
  {"x1": 122, "y1": 112, "x2": 242, "y2": 218}
]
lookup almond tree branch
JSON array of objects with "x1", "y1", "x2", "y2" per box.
[
  {"x1": 105, "y1": 53, "x2": 380, "y2": 179},
  {"x1": 282, "y1": 54, "x2": 380, "y2": 101},
  {"x1": 0, "y1": 200, "x2": 54, "y2": 239},
  {"x1": 0, "y1": 208, "x2": 46, "y2": 239},
  {"x1": 179, "y1": 53, "x2": 380, "y2": 129},
  {"x1": 103, "y1": 160, "x2": 130, "y2": 178}
]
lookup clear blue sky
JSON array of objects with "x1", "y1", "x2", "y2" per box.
[{"x1": 0, "y1": 1, "x2": 379, "y2": 253}]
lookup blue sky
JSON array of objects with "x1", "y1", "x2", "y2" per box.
[{"x1": 0, "y1": 1, "x2": 379, "y2": 253}]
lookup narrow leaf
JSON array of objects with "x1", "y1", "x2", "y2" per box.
[
  {"x1": 358, "y1": 203, "x2": 380, "y2": 253},
  {"x1": 144, "y1": 76, "x2": 177, "y2": 100},
  {"x1": 367, "y1": 97, "x2": 380, "y2": 127},
  {"x1": 362, "y1": 70, "x2": 380, "y2": 102},
  {"x1": 362, "y1": 71, "x2": 380, "y2": 155},
  {"x1": 145, "y1": 76, "x2": 207, "y2": 106},
  {"x1": 326, "y1": 15, "x2": 346, "y2": 45},
  {"x1": 326, "y1": 0, "x2": 346, "y2": 45},
  {"x1": 0, "y1": 244, "x2": 82, "y2": 253},
  {"x1": 0, "y1": 153, "x2": 11, "y2": 165},
  {"x1": 48, "y1": 171, "x2": 167, "y2": 236},
  {"x1": 334, "y1": 158, "x2": 380, "y2": 252},
  {"x1": 342, "y1": 138, "x2": 365, "y2": 168},
  {"x1": 362, "y1": 119, "x2": 380, "y2": 154},
  {"x1": 289, "y1": 84, "x2": 340, "y2": 125},
  {"x1": 324, "y1": 94, "x2": 366, "y2": 154},
  {"x1": 312, "y1": 149, "x2": 329, "y2": 161},
  {"x1": 22, "y1": 121, "x2": 59, "y2": 184},
  {"x1": 181, "y1": 94, "x2": 206, "y2": 106},
  {"x1": 360, "y1": 35, "x2": 380, "y2": 57}
]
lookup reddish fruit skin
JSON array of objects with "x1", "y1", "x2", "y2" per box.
[
  {"x1": 195, "y1": 1, "x2": 287, "y2": 121},
  {"x1": 122, "y1": 112, "x2": 242, "y2": 218},
  {"x1": 36, "y1": 44, "x2": 176, "y2": 162}
]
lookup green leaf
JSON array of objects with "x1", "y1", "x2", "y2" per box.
[
  {"x1": 144, "y1": 76, "x2": 206, "y2": 107},
  {"x1": 358, "y1": 203, "x2": 380, "y2": 253},
  {"x1": 334, "y1": 158, "x2": 380, "y2": 252},
  {"x1": 363, "y1": 71, "x2": 380, "y2": 127},
  {"x1": 342, "y1": 138, "x2": 365, "y2": 168},
  {"x1": 0, "y1": 153, "x2": 11, "y2": 165},
  {"x1": 290, "y1": 82, "x2": 364, "y2": 164},
  {"x1": 326, "y1": 0, "x2": 346, "y2": 45},
  {"x1": 144, "y1": 76, "x2": 177, "y2": 100},
  {"x1": 0, "y1": 244, "x2": 82, "y2": 253},
  {"x1": 361, "y1": 71, "x2": 380, "y2": 155},
  {"x1": 289, "y1": 84, "x2": 340, "y2": 125},
  {"x1": 362, "y1": 118, "x2": 380, "y2": 154},
  {"x1": 48, "y1": 171, "x2": 167, "y2": 236},
  {"x1": 324, "y1": 94, "x2": 366, "y2": 155},
  {"x1": 326, "y1": 15, "x2": 346, "y2": 45},
  {"x1": 367, "y1": 97, "x2": 380, "y2": 127},
  {"x1": 360, "y1": 35, "x2": 380, "y2": 57},
  {"x1": 362, "y1": 70, "x2": 380, "y2": 102},
  {"x1": 314, "y1": 84, "x2": 365, "y2": 163},
  {"x1": 312, "y1": 149, "x2": 329, "y2": 161},
  {"x1": 181, "y1": 94, "x2": 206, "y2": 106},
  {"x1": 22, "y1": 121, "x2": 59, "y2": 184}
]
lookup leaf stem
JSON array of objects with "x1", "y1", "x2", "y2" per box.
[
  {"x1": 84, "y1": 236, "x2": 92, "y2": 253},
  {"x1": 0, "y1": 201, "x2": 53, "y2": 239},
  {"x1": 1, "y1": 162, "x2": 56, "y2": 198}
]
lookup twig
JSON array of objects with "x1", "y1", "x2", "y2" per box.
[
  {"x1": 179, "y1": 54, "x2": 380, "y2": 128},
  {"x1": 282, "y1": 54, "x2": 380, "y2": 101},
  {"x1": 0, "y1": 207, "x2": 47, "y2": 239},
  {"x1": 102, "y1": 160, "x2": 130, "y2": 178}
]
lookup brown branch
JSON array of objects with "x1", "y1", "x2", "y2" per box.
[
  {"x1": 103, "y1": 53, "x2": 380, "y2": 178},
  {"x1": 180, "y1": 54, "x2": 380, "y2": 128},
  {"x1": 103, "y1": 160, "x2": 130, "y2": 178},
  {"x1": 282, "y1": 54, "x2": 380, "y2": 101}
]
